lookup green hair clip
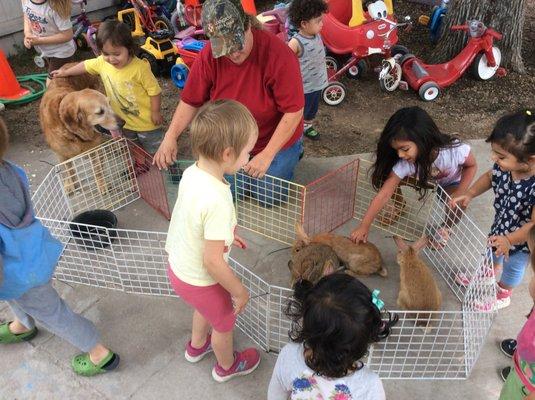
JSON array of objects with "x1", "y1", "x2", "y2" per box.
[{"x1": 372, "y1": 289, "x2": 385, "y2": 311}]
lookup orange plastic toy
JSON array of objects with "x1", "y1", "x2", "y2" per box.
[{"x1": 0, "y1": 49, "x2": 30, "y2": 100}]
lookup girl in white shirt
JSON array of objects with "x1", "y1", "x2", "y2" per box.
[
  {"x1": 351, "y1": 106, "x2": 477, "y2": 249},
  {"x1": 268, "y1": 274, "x2": 385, "y2": 400}
]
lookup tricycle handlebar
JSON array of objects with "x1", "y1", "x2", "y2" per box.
[{"x1": 486, "y1": 28, "x2": 503, "y2": 40}]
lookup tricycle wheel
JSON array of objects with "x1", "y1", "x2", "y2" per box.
[
  {"x1": 325, "y1": 56, "x2": 339, "y2": 72},
  {"x1": 471, "y1": 47, "x2": 501, "y2": 81},
  {"x1": 346, "y1": 59, "x2": 367, "y2": 80},
  {"x1": 140, "y1": 52, "x2": 161, "y2": 76},
  {"x1": 418, "y1": 81, "x2": 440, "y2": 101},
  {"x1": 322, "y1": 82, "x2": 346, "y2": 106},
  {"x1": 379, "y1": 62, "x2": 402, "y2": 92},
  {"x1": 391, "y1": 45, "x2": 410, "y2": 58}
]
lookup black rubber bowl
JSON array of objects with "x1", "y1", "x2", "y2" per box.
[{"x1": 70, "y1": 210, "x2": 118, "y2": 249}]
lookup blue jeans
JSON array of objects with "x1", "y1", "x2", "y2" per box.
[
  {"x1": 493, "y1": 251, "x2": 530, "y2": 287},
  {"x1": 226, "y1": 137, "x2": 303, "y2": 207}
]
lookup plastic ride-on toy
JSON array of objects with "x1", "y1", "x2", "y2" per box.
[
  {"x1": 119, "y1": 8, "x2": 178, "y2": 75},
  {"x1": 379, "y1": 20, "x2": 504, "y2": 101},
  {"x1": 320, "y1": 0, "x2": 410, "y2": 106}
]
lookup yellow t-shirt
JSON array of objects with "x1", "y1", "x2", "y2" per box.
[
  {"x1": 165, "y1": 164, "x2": 237, "y2": 286},
  {"x1": 84, "y1": 56, "x2": 161, "y2": 131}
]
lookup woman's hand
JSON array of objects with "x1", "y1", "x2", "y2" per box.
[
  {"x1": 243, "y1": 151, "x2": 273, "y2": 178},
  {"x1": 350, "y1": 225, "x2": 369, "y2": 244},
  {"x1": 153, "y1": 136, "x2": 178, "y2": 170}
]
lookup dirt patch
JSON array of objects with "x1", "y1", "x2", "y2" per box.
[{"x1": 3, "y1": 0, "x2": 535, "y2": 158}]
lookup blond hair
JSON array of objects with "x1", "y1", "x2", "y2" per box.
[
  {"x1": 0, "y1": 117, "x2": 8, "y2": 160},
  {"x1": 190, "y1": 100, "x2": 258, "y2": 162},
  {"x1": 49, "y1": 0, "x2": 72, "y2": 20}
]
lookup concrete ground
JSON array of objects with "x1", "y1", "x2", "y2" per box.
[{"x1": 1, "y1": 138, "x2": 534, "y2": 399}]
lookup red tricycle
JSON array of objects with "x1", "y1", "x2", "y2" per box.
[
  {"x1": 379, "y1": 20, "x2": 504, "y2": 101},
  {"x1": 319, "y1": 0, "x2": 411, "y2": 105}
]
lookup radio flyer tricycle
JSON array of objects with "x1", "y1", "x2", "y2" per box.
[{"x1": 379, "y1": 20, "x2": 505, "y2": 101}]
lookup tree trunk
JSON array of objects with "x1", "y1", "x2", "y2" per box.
[{"x1": 430, "y1": 0, "x2": 526, "y2": 73}]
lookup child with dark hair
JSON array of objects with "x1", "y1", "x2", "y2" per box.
[
  {"x1": 0, "y1": 117, "x2": 119, "y2": 376},
  {"x1": 498, "y1": 225, "x2": 535, "y2": 399},
  {"x1": 351, "y1": 106, "x2": 477, "y2": 248},
  {"x1": 51, "y1": 20, "x2": 163, "y2": 155},
  {"x1": 452, "y1": 109, "x2": 535, "y2": 310},
  {"x1": 268, "y1": 273, "x2": 385, "y2": 399},
  {"x1": 288, "y1": 0, "x2": 329, "y2": 141}
]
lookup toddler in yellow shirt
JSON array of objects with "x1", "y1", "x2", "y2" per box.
[{"x1": 52, "y1": 20, "x2": 163, "y2": 154}]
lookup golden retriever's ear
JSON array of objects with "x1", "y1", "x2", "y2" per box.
[
  {"x1": 58, "y1": 92, "x2": 79, "y2": 131},
  {"x1": 59, "y1": 93, "x2": 94, "y2": 140}
]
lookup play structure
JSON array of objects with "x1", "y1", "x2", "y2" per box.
[
  {"x1": 379, "y1": 20, "x2": 504, "y2": 101},
  {"x1": 33, "y1": 138, "x2": 496, "y2": 379},
  {"x1": 0, "y1": 49, "x2": 47, "y2": 106}
]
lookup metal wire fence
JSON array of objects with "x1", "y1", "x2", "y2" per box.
[{"x1": 33, "y1": 140, "x2": 496, "y2": 379}]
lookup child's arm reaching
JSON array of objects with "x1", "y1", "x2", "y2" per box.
[
  {"x1": 50, "y1": 62, "x2": 87, "y2": 78},
  {"x1": 453, "y1": 151, "x2": 477, "y2": 197},
  {"x1": 351, "y1": 172, "x2": 402, "y2": 243},
  {"x1": 450, "y1": 168, "x2": 492, "y2": 209},
  {"x1": 204, "y1": 240, "x2": 249, "y2": 314}
]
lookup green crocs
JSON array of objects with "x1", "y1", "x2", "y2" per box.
[
  {"x1": 0, "y1": 322, "x2": 38, "y2": 344},
  {"x1": 71, "y1": 351, "x2": 120, "y2": 377},
  {"x1": 304, "y1": 126, "x2": 321, "y2": 141}
]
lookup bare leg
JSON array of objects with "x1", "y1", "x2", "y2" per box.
[
  {"x1": 211, "y1": 329, "x2": 235, "y2": 370},
  {"x1": 191, "y1": 310, "x2": 211, "y2": 348}
]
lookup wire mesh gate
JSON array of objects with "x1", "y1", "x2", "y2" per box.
[{"x1": 33, "y1": 139, "x2": 496, "y2": 379}]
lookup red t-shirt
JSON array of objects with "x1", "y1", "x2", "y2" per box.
[{"x1": 181, "y1": 28, "x2": 304, "y2": 155}]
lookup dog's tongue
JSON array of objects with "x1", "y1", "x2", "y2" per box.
[{"x1": 109, "y1": 129, "x2": 122, "y2": 139}]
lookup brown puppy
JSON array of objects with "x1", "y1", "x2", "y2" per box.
[{"x1": 40, "y1": 65, "x2": 124, "y2": 194}]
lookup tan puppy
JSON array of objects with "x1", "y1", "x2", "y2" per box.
[{"x1": 40, "y1": 66, "x2": 124, "y2": 194}]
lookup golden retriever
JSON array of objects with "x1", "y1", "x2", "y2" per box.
[{"x1": 40, "y1": 65, "x2": 124, "y2": 195}]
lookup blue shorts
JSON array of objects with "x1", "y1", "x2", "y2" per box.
[
  {"x1": 493, "y1": 251, "x2": 530, "y2": 287},
  {"x1": 304, "y1": 90, "x2": 322, "y2": 121}
]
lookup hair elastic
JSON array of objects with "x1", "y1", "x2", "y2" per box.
[{"x1": 372, "y1": 289, "x2": 385, "y2": 311}]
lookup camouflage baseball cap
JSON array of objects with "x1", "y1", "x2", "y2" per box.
[{"x1": 202, "y1": 0, "x2": 246, "y2": 58}]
